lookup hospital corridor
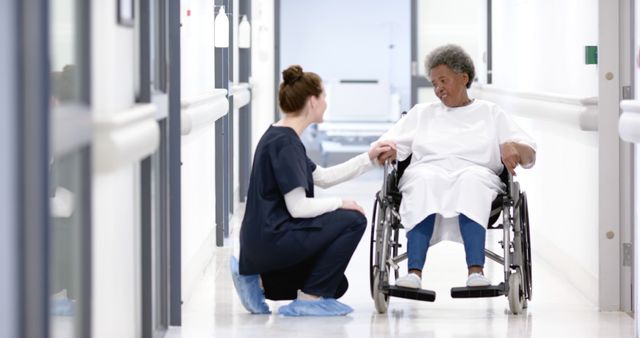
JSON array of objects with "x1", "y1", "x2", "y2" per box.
[{"x1": 1, "y1": 0, "x2": 640, "y2": 338}]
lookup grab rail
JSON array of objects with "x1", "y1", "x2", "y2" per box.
[
  {"x1": 231, "y1": 82, "x2": 251, "y2": 109},
  {"x1": 94, "y1": 103, "x2": 159, "y2": 172},
  {"x1": 472, "y1": 84, "x2": 598, "y2": 131},
  {"x1": 181, "y1": 89, "x2": 229, "y2": 135},
  {"x1": 619, "y1": 100, "x2": 640, "y2": 143}
]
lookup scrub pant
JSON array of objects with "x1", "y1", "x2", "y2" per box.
[
  {"x1": 260, "y1": 209, "x2": 367, "y2": 300},
  {"x1": 407, "y1": 213, "x2": 485, "y2": 271}
]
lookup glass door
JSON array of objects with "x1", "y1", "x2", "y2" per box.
[
  {"x1": 49, "y1": 0, "x2": 92, "y2": 337},
  {"x1": 140, "y1": 0, "x2": 171, "y2": 336},
  {"x1": 0, "y1": 1, "x2": 18, "y2": 337},
  {"x1": 411, "y1": 0, "x2": 488, "y2": 105}
]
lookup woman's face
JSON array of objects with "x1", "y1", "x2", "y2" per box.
[
  {"x1": 310, "y1": 89, "x2": 327, "y2": 123},
  {"x1": 429, "y1": 64, "x2": 469, "y2": 107}
]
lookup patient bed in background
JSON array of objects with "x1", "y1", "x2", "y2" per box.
[{"x1": 317, "y1": 79, "x2": 399, "y2": 166}]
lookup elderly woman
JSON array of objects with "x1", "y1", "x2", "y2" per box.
[{"x1": 377, "y1": 44, "x2": 537, "y2": 289}]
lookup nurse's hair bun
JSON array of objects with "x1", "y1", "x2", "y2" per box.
[
  {"x1": 282, "y1": 65, "x2": 304, "y2": 85},
  {"x1": 278, "y1": 65, "x2": 323, "y2": 113}
]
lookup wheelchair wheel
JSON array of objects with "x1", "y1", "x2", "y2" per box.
[
  {"x1": 512, "y1": 192, "x2": 532, "y2": 305},
  {"x1": 369, "y1": 195, "x2": 392, "y2": 313},
  {"x1": 520, "y1": 193, "x2": 532, "y2": 302},
  {"x1": 508, "y1": 268, "x2": 525, "y2": 314},
  {"x1": 369, "y1": 197, "x2": 379, "y2": 298},
  {"x1": 372, "y1": 266, "x2": 389, "y2": 313}
]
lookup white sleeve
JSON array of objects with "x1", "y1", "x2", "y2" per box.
[
  {"x1": 312, "y1": 152, "x2": 375, "y2": 189},
  {"x1": 371, "y1": 105, "x2": 420, "y2": 162},
  {"x1": 284, "y1": 187, "x2": 342, "y2": 218},
  {"x1": 495, "y1": 105, "x2": 537, "y2": 151}
]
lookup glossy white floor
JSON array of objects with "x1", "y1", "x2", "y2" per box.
[{"x1": 166, "y1": 169, "x2": 634, "y2": 338}]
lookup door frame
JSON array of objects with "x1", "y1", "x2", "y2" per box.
[
  {"x1": 2, "y1": 1, "x2": 19, "y2": 338},
  {"x1": 620, "y1": 0, "x2": 636, "y2": 314}
]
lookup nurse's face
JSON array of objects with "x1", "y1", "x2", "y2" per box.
[
  {"x1": 430, "y1": 64, "x2": 469, "y2": 108},
  {"x1": 310, "y1": 90, "x2": 327, "y2": 123}
]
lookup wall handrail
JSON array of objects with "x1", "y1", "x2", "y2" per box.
[
  {"x1": 231, "y1": 82, "x2": 251, "y2": 109},
  {"x1": 94, "y1": 103, "x2": 159, "y2": 172},
  {"x1": 181, "y1": 89, "x2": 229, "y2": 135},
  {"x1": 619, "y1": 100, "x2": 640, "y2": 144},
  {"x1": 472, "y1": 84, "x2": 598, "y2": 131}
]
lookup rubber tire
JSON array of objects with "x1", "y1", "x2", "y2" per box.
[
  {"x1": 372, "y1": 267, "x2": 389, "y2": 314},
  {"x1": 369, "y1": 197, "x2": 380, "y2": 299},
  {"x1": 508, "y1": 270, "x2": 525, "y2": 314},
  {"x1": 374, "y1": 206, "x2": 393, "y2": 313},
  {"x1": 520, "y1": 193, "x2": 533, "y2": 302},
  {"x1": 370, "y1": 195, "x2": 391, "y2": 313}
]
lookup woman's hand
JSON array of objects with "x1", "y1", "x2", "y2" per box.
[
  {"x1": 369, "y1": 140, "x2": 397, "y2": 165},
  {"x1": 500, "y1": 141, "x2": 536, "y2": 175},
  {"x1": 500, "y1": 142, "x2": 521, "y2": 176},
  {"x1": 340, "y1": 199, "x2": 365, "y2": 215}
]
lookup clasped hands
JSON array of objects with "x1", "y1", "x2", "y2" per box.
[
  {"x1": 341, "y1": 141, "x2": 398, "y2": 216},
  {"x1": 368, "y1": 140, "x2": 397, "y2": 165}
]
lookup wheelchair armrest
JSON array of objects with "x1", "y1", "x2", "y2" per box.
[{"x1": 501, "y1": 166, "x2": 520, "y2": 202}]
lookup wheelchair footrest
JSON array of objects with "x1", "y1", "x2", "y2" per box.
[
  {"x1": 450, "y1": 283, "x2": 505, "y2": 298},
  {"x1": 384, "y1": 285, "x2": 436, "y2": 302}
]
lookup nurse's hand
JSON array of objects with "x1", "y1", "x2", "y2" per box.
[
  {"x1": 500, "y1": 142, "x2": 521, "y2": 176},
  {"x1": 369, "y1": 140, "x2": 397, "y2": 165},
  {"x1": 341, "y1": 199, "x2": 365, "y2": 215}
]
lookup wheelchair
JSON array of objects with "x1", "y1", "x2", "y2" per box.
[{"x1": 369, "y1": 156, "x2": 532, "y2": 315}]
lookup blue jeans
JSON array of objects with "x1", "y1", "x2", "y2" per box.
[{"x1": 407, "y1": 214, "x2": 486, "y2": 271}]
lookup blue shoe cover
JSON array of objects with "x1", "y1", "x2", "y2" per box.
[
  {"x1": 277, "y1": 298, "x2": 353, "y2": 317},
  {"x1": 230, "y1": 256, "x2": 271, "y2": 314},
  {"x1": 50, "y1": 298, "x2": 75, "y2": 316}
]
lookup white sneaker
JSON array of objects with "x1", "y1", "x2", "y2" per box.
[
  {"x1": 466, "y1": 272, "x2": 491, "y2": 287},
  {"x1": 396, "y1": 273, "x2": 421, "y2": 289}
]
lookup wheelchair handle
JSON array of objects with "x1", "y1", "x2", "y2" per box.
[
  {"x1": 382, "y1": 159, "x2": 390, "y2": 197},
  {"x1": 381, "y1": 159, "x2": 397, "y2": 198}
]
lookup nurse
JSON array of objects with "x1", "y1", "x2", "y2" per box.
[
  {"x1": 230, "y1": 65, "x2": 395, "y2": 316},
  {"x1": 376, "y1": 44, "x2": 537, "y2": 289}
]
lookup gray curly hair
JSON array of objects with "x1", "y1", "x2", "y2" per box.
[{"x1": 425, "y1": 44, "x2": 475, "y2": 89}]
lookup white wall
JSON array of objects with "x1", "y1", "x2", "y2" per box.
[
  {"x1": 51, "y1": 0, "x2": 76, "y2": 72},
  {"x1": 280, "y1": 0, "x2": 411, "y2": 113},
  {"x1": 181, "y1": 0, "x2": 216, "y2": 99},
  {"x1": 492, "y1": 0, "x2": 599, "y2": 304},
  {"x1": 251, "y1": 0, "x2": 276, "y2": 151},
  {"x1": 93, "y1": 169, "x2": 140, "y2": 338},
  {"x1": 180, "y1": 128, "x2": 217, "y2": 302},
  {"x1": 492, "y1": 0, "x2": 598, "y2": 96},
  {"x1": 180, "y1": 0, "x2": 218, "y2": 303},
  {"x1": 91, "y1": 1, "x2": 141, "y2": 337}
]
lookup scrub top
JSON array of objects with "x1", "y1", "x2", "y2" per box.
[{"x1": 239, "y1": 125, "x2": 320, "y2": 275}]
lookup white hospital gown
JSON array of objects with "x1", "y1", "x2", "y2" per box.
[{"x1": 377, "y1": 99, "x2": 536, "y2": 245}]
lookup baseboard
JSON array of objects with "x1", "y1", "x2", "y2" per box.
[
  {"x1": 532, "y1": 230, "x2": 598, "y2": 306},
  {"x1": 182, "y1": 228, "x2": 216, "y2": 304}
]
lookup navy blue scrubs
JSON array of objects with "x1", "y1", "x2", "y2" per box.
[{"x1": 239, "y1": 126, "x2": 366, "y2": 300}]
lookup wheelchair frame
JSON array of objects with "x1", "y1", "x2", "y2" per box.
[{"x1": 369, "y1": 159, "x2": 532, "y2": 314}]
